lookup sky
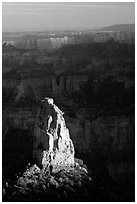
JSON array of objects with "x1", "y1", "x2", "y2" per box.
[{"x1": 2, "y1": 2, "x2": 135, "y2": 32}]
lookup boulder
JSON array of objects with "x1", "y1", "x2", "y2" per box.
[{"x1": 33, "y1": 97, "x2": 75, "y2": 172}]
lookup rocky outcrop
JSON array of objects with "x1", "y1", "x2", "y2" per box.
[
  {"x1": 3, "y1": 161, "x2": 93, "y2": 202},
  {"x1": 3, "y1": 97, "x2": 95, "y2": 202},
  {"x1": 33, "y1": 97, "x2": 75, "y2": 172},
  {"x1": 2, "y1": 102, "x2": 135, "y2": 201}
]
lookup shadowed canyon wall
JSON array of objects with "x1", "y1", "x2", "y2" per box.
[{"x1": 2, "y1": 29, "x2": 135, "y2": 200}]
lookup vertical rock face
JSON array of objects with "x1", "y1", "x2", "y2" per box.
[
  {"x1": 15, "y1": 81, "x2": 36, "y2": 102},
  {"x1": 33, "y1": 97, "x2": 75, "y2": 172}
]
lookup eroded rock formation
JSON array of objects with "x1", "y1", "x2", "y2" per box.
[
  {"x1": 33, "y1": 97, "x2": 75, "y2": 172},
  {"x1": 2, "y1": 31, "x2": 135, "y2": 52},
  {"x1": 15, "y1": 81, "x2": 36, "y2": 102},
  {"x1": 3, "y1": 98, "x2": 94, "y2": 202}
]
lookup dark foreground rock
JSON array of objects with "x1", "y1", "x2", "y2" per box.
[{"x1": 3, "y1": 161, "x2": 101, "y2": 202}]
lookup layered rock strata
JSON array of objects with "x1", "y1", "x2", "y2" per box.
[{"x1": 2, "y1": 31, "x2": 135, "y2": 52}]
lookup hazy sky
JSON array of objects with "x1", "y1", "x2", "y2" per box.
[{"x1": 2, "y1": 2, "x2": 135, "y2": 31}]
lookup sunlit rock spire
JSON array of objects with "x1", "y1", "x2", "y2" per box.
[{"x1": 33, "y1": 97, "x2": 75, "y2": 172}]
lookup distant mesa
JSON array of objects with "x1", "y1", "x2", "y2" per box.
[{"x1": 101, "y1": 24, "x2": 135, "y2": 32}]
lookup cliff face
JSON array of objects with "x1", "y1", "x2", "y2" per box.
[
  {"x1": 3, "y1": 75, "x2": 88, "y2": 100},
  {"x1": 3, "y1": 31, "x2": 135, "y2": 52},
  {"x1": 3, "y1": 36, "x2": 75, "y2": 52},
  {"x1": 66, "y1": 115, "x2": 134, "y2": 153},
  {"x1": 51, "y1": 75, "x2": 88, "y2": 95},
  {"x1": 2, "y1": 106, "x2": 37, "y2": 142}
]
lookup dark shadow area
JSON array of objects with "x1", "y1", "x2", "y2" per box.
[
  {"x1": 75, "y1": 149, "x2": 135, "y2": 202},
  {"x1": 2, "y1": 128, "x2": 34, "y2": 181}
]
